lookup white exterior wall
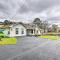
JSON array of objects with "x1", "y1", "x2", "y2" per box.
[
  {"x1": 9, "y1": 24, "x2": 26, "y2": 37},
  {"x1": 35, "y1": 27, "x2": 41, "y2": 35}
]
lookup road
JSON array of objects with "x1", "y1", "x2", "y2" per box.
[{"x1": 0, "y1": 36, "x2": 60, "y2": 60}]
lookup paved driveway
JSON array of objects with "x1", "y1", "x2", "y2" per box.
[{"x1": 0, "y1": 36, "x2": 60, "y2": 60}]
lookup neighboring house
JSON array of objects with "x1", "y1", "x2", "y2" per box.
[{"x1": 56, "y1": 27, "x2": 60, "y2": 32}]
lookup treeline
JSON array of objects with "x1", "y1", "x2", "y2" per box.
[
  {"x1": 3, "y1": 18, "x2": 59, "y2": 32},
  {"x1": 33, "y1": 18, "x2": 59, "y2": 33}
]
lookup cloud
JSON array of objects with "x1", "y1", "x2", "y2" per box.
[
  {"x1": 0, "y1": 0, "x2": 60, "y2": 23},
  {"x1": 18, "y1": 0, "x2": 60, "y2": 13}
]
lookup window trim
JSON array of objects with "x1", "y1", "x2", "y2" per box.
[{"x1": 15, "y1": 28, "x2": 19, "y2": 34}]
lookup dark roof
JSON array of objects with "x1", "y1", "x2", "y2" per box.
[
  {"x1": 12, "y1": 22, "x2": 26, "y2": 28},
  {"x1": 0, "y1": 22, "x2": 26, "y2": 28},
  {"x1": 0, "y1": 22, "x2": 40, "y2": 29},
  {"x1": 23, "y1": 23, "x2": 37, "y2": 29},
  {"x1": 0, "y1": 25, "x2": 10, "y2": 28}
]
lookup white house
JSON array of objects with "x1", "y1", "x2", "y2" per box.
[
  {"x1": 8, "y1": 23, "x2": 26, "y2": 37},
  {"x1": 0, "y1": 22, "x2": 44, "y2": 37}
]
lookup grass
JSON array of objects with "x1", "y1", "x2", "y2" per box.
[
  {"x1": 38, "y1": 35, "x2": 60, "y2": 40},
  {"x1": 47, "y1": 32, "x2": 60, "y2": 34},
  {"x1": 0, "y1": 37, "x2": 17, "y2": 45}
]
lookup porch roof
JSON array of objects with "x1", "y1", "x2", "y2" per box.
[{"x1": 23, "y1": 24, "x2": 37, "y2": 29}]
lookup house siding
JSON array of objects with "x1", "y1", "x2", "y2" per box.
[{"x1": 9, "y1": 24, "x2": 26, "y2": 37}]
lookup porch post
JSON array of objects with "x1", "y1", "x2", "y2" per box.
[{"x1": 33, "y1": 30, "x2": 35, "y2": 35}]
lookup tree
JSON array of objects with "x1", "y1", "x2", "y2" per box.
[
  {"x1": 33, "y1": 18, "x2": 49, "y2": 33},
  {"x1": 52, "y1": 24, "x2": 58, "y2": 32},
  {"x1": 42, "y1": 21, "x2": 49, "y2": 29},
  {"x1": 4, "y1": 20, "x2": 10, "y2": 25},
  {"x1": 42, "y1": 21, "x2": 49, "y2": 33},
  {"x1": 33, "y1": 18, "x2": 42, "y2": 28},
  {"x1": 33, "y1": 18, "x2": 41, "y2": 23}
]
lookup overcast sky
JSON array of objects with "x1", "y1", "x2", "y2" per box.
[{"x1": 0, "y1": 0, "x2": 60, "y2": 24}]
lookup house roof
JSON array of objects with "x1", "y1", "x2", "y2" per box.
[
  {"x1": 0, "y1": 25, "x2": 10, "y2": 28},
  {"x1": 10, "y1": 22, "x2": 37, "y2": 29},
  {"x1": 0, "y1": 22, "x2": 42, "y2": 30},
  {"x1": 11, "y1": 22, "x2": 26, "y2": 28},
  {"x1": 23, "y1": 23, "x2": 37, "y2": 29},
  {"x1": 0, "y1": 22, "x2": 25, "y2": 28}
]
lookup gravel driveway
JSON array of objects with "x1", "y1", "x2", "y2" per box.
[{"x1": 0, "y1": 36, "x2": 60, "y2": 60}]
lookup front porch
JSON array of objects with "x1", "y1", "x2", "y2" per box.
[
  {"x1": 27, "y1": 29, "x2": 35, "y2": 36},
  {"x1": 26, "y1": 29, "x2": 42, "y2": 36}
]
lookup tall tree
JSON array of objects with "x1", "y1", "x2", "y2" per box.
[
  {"x1": 33, "y1": 18, "x2": 42, "y2": 28},
  {"x1": 33, "y1": 18, "x2": 49, "y2": 33},
  {"x1": 42, "y1": 21, "x2": 49, "y2": 33},
  {"x1": 4, "y1": 20, "x2": 10, "y2": 25}
]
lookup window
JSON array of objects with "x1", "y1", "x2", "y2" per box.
[
  {"x1": 15, "y1": 28, "x2": 19, "y2": 34},
  {"x1": 21, "y1": 28, "x2": 24, "y2": 34}
]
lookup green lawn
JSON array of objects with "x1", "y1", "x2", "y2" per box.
[
  {"x1": 47, "y1": 32, "x2": 60, "y2": 34},
  {"x1": 0, "y1": 37, "x2": 17, "y2": 45},
  {"x1": 39, "y1": 35, "x2": 60, "y2": 40}
]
